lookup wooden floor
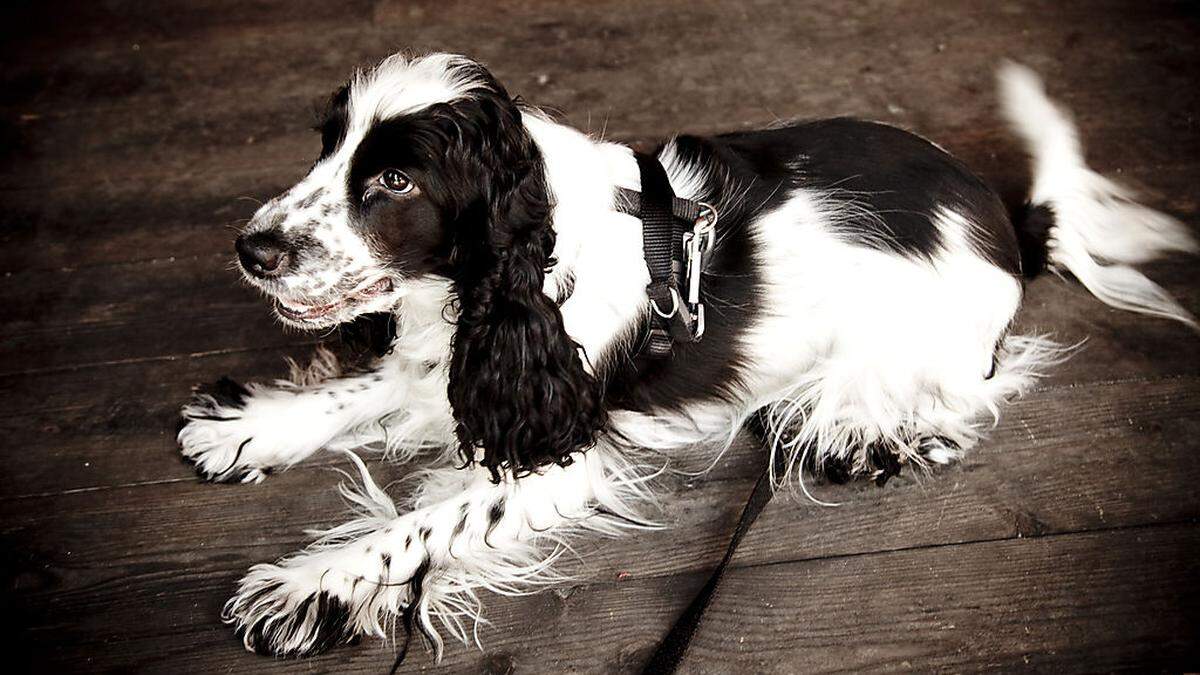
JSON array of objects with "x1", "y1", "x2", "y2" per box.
[{"x1": 2, "y1": 1, "x2": 1198, "y2": 672}]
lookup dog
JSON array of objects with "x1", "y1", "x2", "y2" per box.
[{"x1": 177, "y1": 53, "x2": 1195, "y2": 660}]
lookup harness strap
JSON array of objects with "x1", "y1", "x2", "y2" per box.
[
  {"x1": 640, "y1": 413, "x2": 779, "y2": 674},
  {"x1": 619, "y1": 153, "x2": 708, "y2": 358}
]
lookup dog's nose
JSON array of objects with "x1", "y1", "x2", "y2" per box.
[{"x1": 236, "y1": 231, "x2": 290, "y2": 278}]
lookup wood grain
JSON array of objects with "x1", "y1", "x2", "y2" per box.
[{"x1": 1, "y1": 0, "x2": 1198, "y2": 672}]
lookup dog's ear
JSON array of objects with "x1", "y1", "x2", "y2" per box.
[{"x1": 446, "y1": 103, "x2": 606, "y2": 481}]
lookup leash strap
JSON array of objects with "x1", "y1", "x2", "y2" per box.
[{"x1": 640, "y1": 414, "x2": 777, "y2": 674}]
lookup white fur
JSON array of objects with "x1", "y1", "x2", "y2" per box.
[
  {"x1": 224, "y1": 443, "x2": 661, "y2": 657},
  {"x1": 523, "y1": 113, "x2": 648, "y2": 367},
  {"x1": 180, "y1": 55, "x2": 1194, "y2": 661},
  {"x1": 999, "y1": 61, "x2": 1197, "y2": 327},
  {"x1": 734, "y1": 193, "x2": 1050, "y2": 491}
]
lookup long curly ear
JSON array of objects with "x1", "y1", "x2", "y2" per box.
[{"x1": 446, "y1": 106, "x2": 606, "y2": 481}]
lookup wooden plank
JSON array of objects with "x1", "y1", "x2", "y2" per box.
[
  {"x1": 0, "y1": 255, "x2": 313, "y2": 374},
  {"x1": 4, "y1": 374, "x2": 1199, "y2": 665},
  {"x1": 0, "y1": 347, "x2": 313, "y2": 496},
  {"x1": 1012, "y1": 260, "x2": 1200, "y2": 384},
  {"x1": 3, "y1": 0, "x2": 1197, "y2": 200},
  {"x1": 11, "y1": 518, "x2": 1196, "y2": 672},
  {"x1": 0, "y1": 178, "x2": 296, "y2": 273},
  {"x1": 615, "y1": 525, "x2": 1198, "y2": 674},
  {"x1": 4, "y1": 369, "x2": 1198, "y2": 559},
  {"x1": 4, "y1": 71, "x2": 1198, "y2": 270},
  {"x1": 679, "y1": 525, "x2": 1199, "y2": 673},
  {"x1": 3, "y1": 0, "x2": 1195, "y2": 129},
  {"x1": 4, "y1": 62, "x2": 1194, "y2": 200},
  {"x1": 0, "y1": 0, "x2": 376, "y2": 53}
]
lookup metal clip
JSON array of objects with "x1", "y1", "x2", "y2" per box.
[{"x1": 680, "y1": 203, "x2": 717, "y2": 340}]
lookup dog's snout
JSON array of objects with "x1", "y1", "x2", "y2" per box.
[{"x1": 236, "y1": 231, "x2": 291, "y2": 278}]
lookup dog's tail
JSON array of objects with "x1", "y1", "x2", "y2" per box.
[{"x1": 998, "y1": 61, "x2": 1197, "y2": 328}]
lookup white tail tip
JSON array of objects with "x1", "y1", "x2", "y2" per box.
[{"x1": 998, "y1": 61, "x2": 1197, "y2": 329}]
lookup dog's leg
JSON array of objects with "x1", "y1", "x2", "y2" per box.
[
  {"x1": 178, "y1": 348, "x2": 450, "y2": 483},
  {"x1": 762, "y1": 335, "x2": 1067, "y2": 489},
  {"x1": 223, "y1": 444, "x2": 656, "y2": 657}
]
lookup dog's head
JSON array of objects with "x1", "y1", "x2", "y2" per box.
[
  {"x1": 237, "y1": 53, "x2": 605, "y2": 478},
  {"x1": 237, "y1": 54, "x2": 521, "y2": 327}
]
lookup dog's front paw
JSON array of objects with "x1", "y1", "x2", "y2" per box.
[
  {"x1": 178, "y1": 378, "x2": 270, "y2": 483},
  {"x1": 223, "y1": 563, "x2": 360, "y2": 657}
]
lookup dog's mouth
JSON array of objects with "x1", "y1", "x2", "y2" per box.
[{"x1": 273, "y1": 277, "x2": 395, "y2": 326}]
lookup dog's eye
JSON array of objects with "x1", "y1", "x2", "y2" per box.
[{"x1": 379, "y1": 169, "x2": 414, "y2": 194}]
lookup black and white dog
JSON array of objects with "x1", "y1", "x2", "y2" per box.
[{"x1": 178, "y1": 53, "x2": 1195, "y2": 659}]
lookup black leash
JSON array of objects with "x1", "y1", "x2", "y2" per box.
[
  {"x1": 640, "y1": 413, "x2": 778, "y2": 674},
  {"x1": 619, "y1": 152, "x2": 770, "y2": 672},
  {"x1": 622, "y1": 156, "x2": 780, "y2": 673}
]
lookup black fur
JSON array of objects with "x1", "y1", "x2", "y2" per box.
[
  {"x1": 233, "y1": 590, "x2": 357, "y2": 658},
  {"x1": 338, "y1": 63, "x2": 607, "y2": 481},
  {"x1": 1012, "y1": 202, "x2": 1056, "y2": 279},
  {"x1": 314, "y1": 85, "x2": 350, "y2": 162},
  {"x1": 338, "y1": 312, "x2": 397, "y2": 358},
  {"x1": 348, "y1": 113, "x2": 460, "y2": 278},
  {"x1": 434, "y1": 72, "x2": 605, "y2": 480},
  {"x1": 600, "y1": 134, "x2": 774, "y2": 414},
  {"x1": 194, "y1": 376, "x2": 250, "y2": 411},
  {"x1": 391, "y1": 557, "x2": 434, "y2": 674},
  {"x1": 717, "y1": 119, "x2": 1020, "y2": 273},
  {"x1": 450, "y1": 502, "x2": 470, "y2": 540},
  {"x1": 484, "y1": 497, "x2": 505, "y2": 547},
  {"x1": 446, "y1": 152, "x2": 606, "y2": 480}
]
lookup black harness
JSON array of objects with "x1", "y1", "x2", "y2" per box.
[
  {"x1": 617, "y1": 153, "x2": 778, "y2": 675},
  {"x1": 617, "y1": 152, "x2": 717, "y2": 358}
]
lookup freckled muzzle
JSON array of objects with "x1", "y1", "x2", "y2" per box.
[
  {"x1": 236, "y1": 172, "x2": 402, "y2": 328},
  {"x1": 234, "y1": 221, "x2": 399, "y2": 327}
]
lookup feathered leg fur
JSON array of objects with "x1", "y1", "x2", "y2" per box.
[
  {"x1": 223, "y1": 445, "x2": 659, "y2": 658},
  {"x1": 178, "y1": 344, "x2": 455, "y2": 482}
]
